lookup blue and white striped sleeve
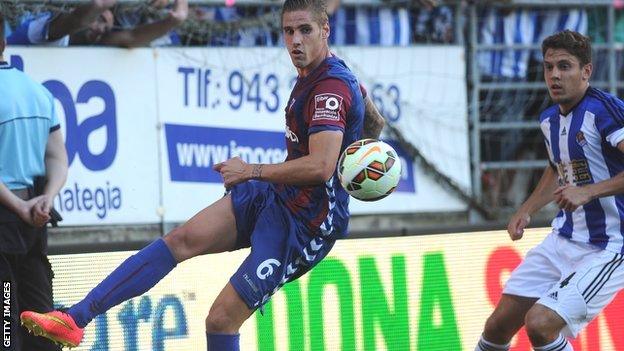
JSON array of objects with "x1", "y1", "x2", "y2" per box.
[{"x1": 595, "y1": 110, "x2": 624, "y2": 148}]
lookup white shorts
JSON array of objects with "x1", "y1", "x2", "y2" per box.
[{"x1": 503, "y1": 232, "x2": 624, "y2": 337}]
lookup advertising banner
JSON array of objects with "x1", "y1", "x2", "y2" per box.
[
  {"x1": 48, "y1": 229, "x2": 623, "y2": 350},
  {"x1": 330, "y1": 46, "x2": 470, "y2": 213},
  {"x1": 156, "y1": 47, "x2": 468, "y2": 222},
  {"x1": 4, "y1": 46, "x2": 469, "y2": 225},
  {"x1": 4, "y1": 49, "x2": 161, "y2": 225}
]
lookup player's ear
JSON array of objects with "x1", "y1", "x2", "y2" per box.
[
  {"x1": 322, "y1": 20, "x2": 330, "y2": 40},
  {"x1": 582, "y1": 62, "x2": 593, "y2": 81}
]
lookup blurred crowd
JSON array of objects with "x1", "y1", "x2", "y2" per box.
[
  {"x1": 0, "y1": 0, "x2": 458, "y2": 48},
  {"x1": 11, "y1": 0, "x2": 617, "y2": 90},
  {"x1": 1, "y1": 1, "x2": 621, "y2": 58},
  {"x1": 3, "y1": 0, "x2": 624, "y2": 210}
]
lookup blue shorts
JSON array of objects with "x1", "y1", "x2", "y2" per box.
[{"x1": 229, "y1": 181, "x2": 335, "y2": 310}]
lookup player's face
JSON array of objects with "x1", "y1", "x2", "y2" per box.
[
  {"x1": 543, "y1": 48, "x2": 592, "y2": 110},
  {"x1": 282, "y1": 10, "x2": 329, "y2": 74}
]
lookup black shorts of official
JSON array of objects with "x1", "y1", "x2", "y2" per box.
[{"x1": 0, "y1": 221, "x2": 60, "y2": 351}]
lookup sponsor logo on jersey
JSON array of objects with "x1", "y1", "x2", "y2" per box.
[
  {"x1": 556, "y1": 159, "x2": 592, "y2": 186},
  {"x1": 313, "y1": 93, "x2": 343, "y2": 121}
]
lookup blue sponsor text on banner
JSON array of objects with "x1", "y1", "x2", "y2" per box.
[
  {"x1": 165, "y1": 124, "x2": 287, "y2": 183},
  {"x1": 165, "y1": 124, "x2": 415, "y2": 193}
]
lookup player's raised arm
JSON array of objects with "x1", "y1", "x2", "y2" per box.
[
  {"x1": 214, "y1": 131, "x2": 343, "y2": 189},
  {"x1": 215, "y1": 72, "x2": 357, "y2": 189}
]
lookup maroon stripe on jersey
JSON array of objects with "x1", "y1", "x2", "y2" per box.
[
  {"x1": 297, "y1": 65, "x2": 329, "y2": 89},
  {"x1": 291, "y1": 65, "x2": 330, "y2": 99},
  {"x1": 310, "y1": 201, "x2": 330, "y2": 229},
  {"x1": 284, "y1": 187, "x2": 315, "y2": 214}
]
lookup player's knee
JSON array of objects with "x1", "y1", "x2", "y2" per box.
[
  {"x1": 205, "y1": 306, "x2": 237, "y2": 334},
  {"x1": 163, "y1": 226, "x2": 194, "y2": 262},
  {"x1": 525, "y1": 306, "x2": 561, "y2": 344},
  {"x1": 482, "y1": 313, "x2": 517, "y2": 342}
]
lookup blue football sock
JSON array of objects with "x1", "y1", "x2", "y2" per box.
[
  {"x1": 207, "y1": 332, "x2": 240, "y2": 351},
  {"x1": 68, "y1": 238, "x2": 177, "y2": 328}
]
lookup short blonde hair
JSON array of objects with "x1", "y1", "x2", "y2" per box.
[{"x1": 281, "y1": 0, "x2": 329, "y2": 27}]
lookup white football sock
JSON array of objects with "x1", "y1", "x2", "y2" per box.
[
  {"x1": 475, "y1": 335, "x2": 510, "y2": 351},
  {"x1": 533, "y1": 334, "x2": 574, "y2": 351}
]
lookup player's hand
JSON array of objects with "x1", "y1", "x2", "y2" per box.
[
  {"x1": 32, "y1": 195, "x2": 53, "y2": 226},
  {"x1": 16, "y1": 195, "x2": 50, "y2": 227},
  {"x1": 507, "y1": 211, "x2": 530, "y2": 241},
  {"x1": 213, "y1": 157, "x2": 251, "y2": 189},
  {"x1": 554, "y1": 185, "x2": 592, "y2": 212},
  {"x1": 169, "y1": 0, "x2": 188, "y2": 25}
]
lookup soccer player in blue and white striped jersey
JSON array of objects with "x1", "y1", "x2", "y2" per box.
[{"x1": 475, "y1": 31, "x2": 624, "y2": 351}]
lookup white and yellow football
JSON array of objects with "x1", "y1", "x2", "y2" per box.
[{"x1": 337, "y1": 139, "x2": 402, "y2": 201}]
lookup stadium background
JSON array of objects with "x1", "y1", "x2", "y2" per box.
[{"x1": 2, "y1": 0, "x2": 624, "y2": 350}]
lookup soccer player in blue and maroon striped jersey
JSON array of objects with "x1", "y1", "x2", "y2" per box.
[{"x1": 20, "y1": 1, "x2": 385, "y2": 350}]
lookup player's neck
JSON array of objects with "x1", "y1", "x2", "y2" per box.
[
  {"x1": 559, "y1": 84, "x2": 590, "y2": 116},
  {"x1": 297, "y1": 46, "x2": 331, "y2": 78}
]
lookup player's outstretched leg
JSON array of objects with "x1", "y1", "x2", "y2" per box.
[
  {"x1": 21, "y1": 195, "x2": 238, "y2": 347},
  {"x1": 475, "y1": 294, "x2": 537, "y2": 351},
  {"x1": 205, "y1": 283, "x2": 254, "y2": 351},
  {"x1": 20, "y1": 238, "x2": 177, "y2": 347}
]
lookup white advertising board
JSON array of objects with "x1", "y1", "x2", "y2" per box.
[
  {"x1": 4, "y1": 48, "x2": 162, "y2": 225},
  {"x1": 156, "y1": 47, "x2": 469, "y2": 222},
  {"x1": 3, "y1": 46, "x2": 469, "y2": 225}
]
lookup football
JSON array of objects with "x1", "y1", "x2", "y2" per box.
[{"x1": 337, "y1": 139, "x2": 402, "y2": 201}]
